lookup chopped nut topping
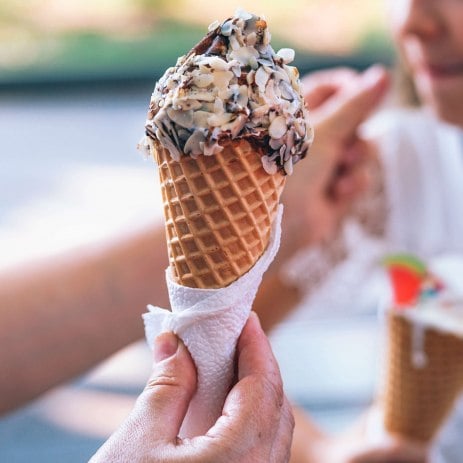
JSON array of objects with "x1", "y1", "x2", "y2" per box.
[{"x1": 140, "y1": 9, "x2": 313, "y2": 175}]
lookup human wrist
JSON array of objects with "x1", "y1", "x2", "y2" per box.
[{"x1": 296, "y1": 431, "x2": 336, "y2": 463}]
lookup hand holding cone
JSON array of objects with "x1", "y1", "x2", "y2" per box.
[{"x1": 139, "y1": 10, "x2": 312, "y2": 436}]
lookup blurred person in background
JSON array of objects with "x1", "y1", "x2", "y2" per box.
[{"x1": 253, "y1": 0, "x2": 463, "y2": 462}]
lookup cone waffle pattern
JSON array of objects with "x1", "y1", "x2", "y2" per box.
[
  {"x1": 383, "y1": 312, "x2": 463, "y2": 441},
  {"x1": 154, "y1": 139, "x2": 286, "y2": 289}
]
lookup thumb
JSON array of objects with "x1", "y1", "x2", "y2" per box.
[
  {"x1": 136, "y1": 332, "x2": 197, "y2": 442},
  {"x1": 320, "y1": 65, "x2": 389, "y2": 140}
]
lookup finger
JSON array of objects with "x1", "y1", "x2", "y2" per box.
[
  {"x1": 270, "y1": 397, "x2": 295, "y2": 463},
  {"x1": 304, "y1": 83, "x2": 339, "y2": 110},
  {"x1": 237, "y1": 312, "x2": 283, "y2": 387},
  {"x1": 205, "y1": 370, "x2": 284, "y2": 460},
  {"x1": 331, "y1": 161, "x2": 370, "y2": 201},
  {"x1": 136, "y1": 332, "x2": 197, "y2": 442},
  {"x1": 329, "y1": 138, "x2": 369, "y2": 182},
  {"x1": 302, "y1": 67, "x2": 359, "y2": 92},
  {"x1": 203, "y1": 313, "x2": 285, "y2": 456},
  {"x1": 339, "y1": 138, "x2": 370, "y2": 168},
  {"x1": 320, "y1": 65, "x2": 389, "y2": 140},
  {"x1": 302, "y1": 67, "x2": 359, "y2": 108},
  {"x1": 330, "y1": 137, "x2": 378, "y2": 201}
]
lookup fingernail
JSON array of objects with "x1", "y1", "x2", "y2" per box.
[
  {"x1": 249, "y1": 311, "x2": 262, "y2": 329},
  {"x1": 153, "y1": 332, "x2": 179, "y2": 362},
  {"x1": 362, "y1": 65, "x2": 386, "y2": 88}
]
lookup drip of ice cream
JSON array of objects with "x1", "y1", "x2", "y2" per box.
[
  {"x1": 385, "y1": 254, "x2": 463, "y2": 366},
  {"x1": 396, "y1": 256, "x2": 463, "y2": 338},
  {"x1": 139, "y1": 9, "x2": 313, "y2": 175}
]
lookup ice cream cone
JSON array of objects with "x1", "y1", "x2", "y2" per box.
[
  {"x1": 140, "y1": 10, "x2": 312, "y2": 437},
  {"x1": 154, "y1": 138, "x2": 286, "y2": 289},
  {"x1": 383, "y1": 311, "x2": 463, "y2": 442}
]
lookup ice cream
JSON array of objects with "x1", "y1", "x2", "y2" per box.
[
  {"x1": 382, "y1": 254, "x2": 463, "y2": 442},
  {"x1": 139, "y1": 9, "x2": 313, "y2": 288},
  {"x1": 140, "y1": 8, "x2": 311, "y2": 175},
  {"x1": 140, "y1": 10, "x2": 312, "y2": 437}
]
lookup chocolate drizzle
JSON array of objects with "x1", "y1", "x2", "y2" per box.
[{"x1": 141, "y1": 10, "x2": 313, "y2": 175}]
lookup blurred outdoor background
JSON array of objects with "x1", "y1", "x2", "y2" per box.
[
  {"x1": 0, "y1": 0, "x2": 393, "y2": 86},
  {"x1": 0, "y1": 1, "x2": 392, "y2": 462}
]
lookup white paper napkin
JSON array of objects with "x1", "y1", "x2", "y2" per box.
[{"x1": 143, "y1": 205, "x2": 283, "y2": 437}]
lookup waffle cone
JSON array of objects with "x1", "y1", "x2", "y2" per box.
[
  {"x1": 382, "y1": 311, "x2": 463, "y2": 442},
  {"x1": 154, "y1": 139, "x2": 286, "y2": 289}
]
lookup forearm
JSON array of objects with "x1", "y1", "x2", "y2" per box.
[
  {"x1": 0, "y1": 224, "x2": 169, "y2": 414},
  {"x1": 254, "y1": 213, "x2": 348, "y2": 333},
  {"x1": 253, "y1": 203, "x2": 321, "y2": 332},
  {"x1": 253, "y1": 265, "x2": 300, "y2": 333}
]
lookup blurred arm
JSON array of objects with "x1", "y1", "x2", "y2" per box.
[
  {"x1": 290, "y1": 407, "x2": 331, "y2": 463},
  {"x1": 290, "y1": 407, "x2": 429, "y2": 463},
  {"x1": 0, "y1": 224, "x2": 169, "y2": 415}
]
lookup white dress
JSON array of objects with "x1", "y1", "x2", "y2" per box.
[{"x1": 270, "y1": 108, "x2": 463, "y2": 462}]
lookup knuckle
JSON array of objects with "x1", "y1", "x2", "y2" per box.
[
  {"x1": 264, "y1": 374, "x2": 285, "y2": 406},
  {"x1": 269, "y1": 399, "x2": 295, "y2": 463},
  {"x1": 285, "y1": 401, "x2": 295, "y2": 433},
  {"x1": 252, "y1": 374, "x2": 285, "y2": 417},
  {"x1": 282, "y1": 403, "x2": 296, "y2": 441},
  {"x1": 146, "y1": 372, "x2": 180, "y2": 390},
  {"x1": 140, "y1": 372, "x2": 188, "y2": 408},
  {"x1": 200, "y1": 437, "x2": 239, "y2": 463}
]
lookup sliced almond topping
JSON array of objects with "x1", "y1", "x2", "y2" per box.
[
  {"x1": 213, "y1": 97, "x2": 225, "y2": 114},
  {"x1": 236, "y1": 85, "x2": 249, "y2": 107},
  {"x1": 261, "y1": 155, "x2": 278, "y2": 175},
  {"x1": 207, "y1": 56, "x2": 229, "y2": 71},
  {"x1": 294, "y1": 119, "x2": 306, "y2": 138},
  {"x1": 255, "y1": 66, "x2": 270, "y2": 93},
  {"x1": 220, "y1": 20, "x2": 234, "y2": 36},
  {"x1": 251, "y1": 104, "x2": 270, "y2": 119},
  {"x1": 269, "y1": 136, "x2": 284, "y2": 150},
  {"x1": 279, "y1": 80, "x2": 294, "y2": 101},
  {"x1": 213, "y1": 70, "x2": 234, "y2": 89},
  {"x1": 269, "y1": 115, "x2": 287, "y2": 139},
  {"x1": 231, "y1": 46, "x2": 259, "y2": 66},
  {"x1": 246, "y1": 70, "x2": 255, "y2": 85},
  {"x1": 145, "y1": 10, "x2": 312, "y2": 175},
  {"x1": 246, "y1": 32, "x2": 257, "y2": 47},
  {"x1": 184, "y1": 130, "x2": 206, "y2": 156},
  {"x1": 284, "y1": 158, "x2": 294, "y2": 175},
  {"x1": 229, "y1": 34, "x2": 240, "y2": 51},
  {"x1": 208, "y1": 112, "x2": 233, "y2": 127},
  {"x1": 194, "y1": 74, "x2": 214, "y2": 88},
  {"x1": 166, "y1": 108, "x2": 194, "y2": 129},
  {"x1": 175, "y1": 99, "x2": 202, "y2": 111},
  {"x1": 276, "y1": 48, "x2": 295, "y2": 64},
  {"x1": 193, "y1": 111, "x2": 210, "y2": 128}
]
